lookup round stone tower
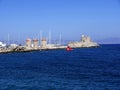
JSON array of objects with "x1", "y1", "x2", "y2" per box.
[
  {"x1": 26, "y1": 38, "x2": 31, "y2": 48},
  {"x1": 33, "y1": 39, "x2": 38, "y2": 49},
  {"x1": 41, "y1": 38, "x2": 47, "y2": 47}
]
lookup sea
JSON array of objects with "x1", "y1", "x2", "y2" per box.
[{"x1": 0, "y1": 44, "x2": 120, "y2": 90}]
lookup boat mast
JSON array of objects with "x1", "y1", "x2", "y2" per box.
[
  {"x1": 40, "y1": 31, "x2": 42, "y2": 45},
  {"x1": 48, "y1": 31, "x2": 51, "y2": 44},
  {"x1": 59, "y1": 33, "x2": 62, "y2": 45},
  {"x1": 7, "y1": 33, "x2": 10, "y2": 45}
]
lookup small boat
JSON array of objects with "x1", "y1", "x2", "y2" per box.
[{"x1": 66, "y1": 46, "x2": 72, "y2": 51}]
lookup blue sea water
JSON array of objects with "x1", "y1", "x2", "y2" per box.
[{"x1": 0, "y1": 44, "x2": 120, "y2": 90}]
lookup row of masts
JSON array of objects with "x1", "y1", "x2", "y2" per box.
[{"x1": 7, "y1": 31, "x2": 62, "y2": 45}]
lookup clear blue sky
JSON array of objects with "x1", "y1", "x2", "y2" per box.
[{"x1": 0, "y1": 0, "x2": 120, "y2": 44}]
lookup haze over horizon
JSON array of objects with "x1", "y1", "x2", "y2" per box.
[{"x1": 0, "y1": 0, "x2": 120, "y2": 44}]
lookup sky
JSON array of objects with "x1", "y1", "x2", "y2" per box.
[{"x1": 0, "y1": 0, "x2": 120, "y2": 44}]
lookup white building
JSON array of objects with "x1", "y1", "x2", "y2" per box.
[
  {"x1": 10, "y1": 44, "x2": 18, "y2": 48},
  {"x1": 0, "y1": 41, "x2": 6, "y2": 47}
]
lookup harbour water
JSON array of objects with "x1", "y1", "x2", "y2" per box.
[{"x1": 0, "y1": 44, "x2": 120, "y2": 89}]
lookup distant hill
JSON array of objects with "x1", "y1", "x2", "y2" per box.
[{"x1": 97, "y1": 37, "x2": 120, "y2": 44}]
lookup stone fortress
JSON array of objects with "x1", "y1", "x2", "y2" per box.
[{"x1": 68, "y1": 35, "x2": 99, "y2": 48}]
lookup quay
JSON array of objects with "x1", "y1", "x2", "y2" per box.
[{"x1": 0, "y1": 46, "x2": 67, "y2": 53}]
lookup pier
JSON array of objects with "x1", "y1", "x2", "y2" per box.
[{"x1": 0, "y1": 35, "x2": 99, "y2": 54}]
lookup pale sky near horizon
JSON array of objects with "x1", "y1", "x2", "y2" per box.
[{"x1": 0, "y1": 0, "x2": 120, "y2": 44}]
